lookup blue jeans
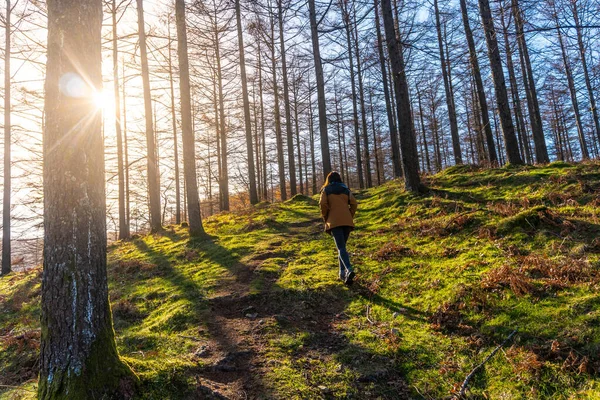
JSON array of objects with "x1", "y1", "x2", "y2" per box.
[{"x1": 331, "y1": 226, "x2": 353, "y2": 278}]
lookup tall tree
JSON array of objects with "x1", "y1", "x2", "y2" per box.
[
  {"x1": 277, "y1": 0, "x2": 297, "y2": 196},
  {"x1": 136, "y1": 0, "x2": 162, "y2": 230},
  {"x1": 176, "y1": 0, "x2": 205, "y2": 235},
  {"x1": 459, "y1": 0, "x2": 498, "y2": 165},
  {"x1": 235, "y1": 0, "x2": 259, "y2": 204},
  {"x1": 2, "y1": 0, "x2": 11, "y2": 275},
  {"x1": 308, "y1": 0, "x2": 332, "y2": 178},
  {"x1": 498, "y1": 1, "x2": 532, "y2": 164},
  {"x1": 39, "y1": 0, "x2": 135, "y2": 396},
  {"x1": 374, "y1": 0, "x2": 402, "y2": 178},
  {"x1": 433, "y1": 0, "x2": 462, "y2": 164},
  {"x1": 551, "y1": 0, "x2": 588, "y2": 159},
  {"x1": 340, "y1": 0, "x2": 364, "y2": 188},
  {"x1": 351, "y1": 5, "x2": 373, "y2": 187},
  {"x1": 111, "y1": 0, "x2": 129, "y2": 240},
  {"x1": 381, "y1": 0, "x2": 421, "y2": 192},
  {"x1": 269, "y1": 11, "x2": 287, "y2": 200},
  {"x1": 512, "y1": 0, "x2": 549, "y2": 163},
  {"x1": 478, "y1": 0, "x2": 522, "y2": 164},
  {"x1": 167, "y1": 19, "x2": 181, "y2": 224},
  {"x1": 570, "y1": 0, "x2": 599, "y2": 152}
]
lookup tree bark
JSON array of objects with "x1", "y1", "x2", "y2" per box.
[
  {"x1": 381, "y1": 0, "x2": 421, "y2": 192},
  {"x1": 459, "y1": 0, "x2": 498, "y2": 165},
  {"x1": 175, "y1": 0, "x2": 205, "y2": 235},
  {"x1": 478, "y1": 0, "x2": 522, "y2": 164},
  {"x1": 40, "y1": 0, "x2": 135, "y2": 396},
  {"x1": 136, "y1": 0, "x2": 162, "y2": 230},
  {"x1": 308, "y1": 0, "x2": 332, "y2": 178},
  {"x1": 434, "y1": 0, "x2": 462, "y2": 165},
  {"x1": 2, "y1": 0, "x2": 11, "y2": 275}
]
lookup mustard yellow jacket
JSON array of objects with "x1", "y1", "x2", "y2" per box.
[{"x1": 319, "y1": 182, "x2": 358, "y2": 232}]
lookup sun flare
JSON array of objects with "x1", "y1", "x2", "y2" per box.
[{"x1": 92, "y1": 90, "x2": 113, "y2": 110}]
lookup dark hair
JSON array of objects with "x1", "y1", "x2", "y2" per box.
[{"x1": 322, "y1": 171, "x2": 342, "y2": 190}]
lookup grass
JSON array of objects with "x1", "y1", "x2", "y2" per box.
[{"x1": 2, "y1": 161, "x2": 600, "y2": 399}]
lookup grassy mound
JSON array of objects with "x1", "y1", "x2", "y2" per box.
[{"x1": 2, "y1": 162, "x2": 600, "y2": 399}]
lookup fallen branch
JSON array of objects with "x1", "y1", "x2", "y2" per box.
[
  {"x1": 366, "y1": 304, "x2": 375, "y2": 325},
  {"x1": 455, "y1": 329, "x2": 518, "y2": 399}
]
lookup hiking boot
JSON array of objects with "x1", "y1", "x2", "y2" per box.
[{"x1": 345, "y1": 271, "x2": 355, "y2": 285}]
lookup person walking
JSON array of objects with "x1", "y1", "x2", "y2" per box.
[{"x1": 319, "y1": 171, "x2": 358, "y2": 285}]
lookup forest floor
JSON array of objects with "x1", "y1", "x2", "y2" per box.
[{"x1": 2, "y1": 162, "x2": 600, "y2": 399}]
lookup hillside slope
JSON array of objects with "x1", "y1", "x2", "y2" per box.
[{"x1": 2, "y1": 162, "x2": 600, "y2": 399}]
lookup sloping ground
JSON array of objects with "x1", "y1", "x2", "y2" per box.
[{"x1": 2, "y1": 161, "x2": 600, "y2": 399}]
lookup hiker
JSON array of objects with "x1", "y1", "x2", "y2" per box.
[{"x1": 319, "y1": 171, "x2": 358, "y2": 285}]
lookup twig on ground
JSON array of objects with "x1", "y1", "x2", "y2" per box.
[
  {"x1": 366, "y1": 304, "x2": 375, "y2": 325},
  {"x1": 455, "y1": 329, "x2": 518, "y2": 399}
]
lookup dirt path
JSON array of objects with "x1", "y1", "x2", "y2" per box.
[{"x1": 192, "y1": 220, "x2": 325, "y2": 399}]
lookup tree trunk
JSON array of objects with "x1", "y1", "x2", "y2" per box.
[
  {"x1": 351, "y1": 4, "x2": 373, "y2": 187},
  {"x1": 257, "y1": 40, "x2": 268, "y2": 200},
  {"x1": 2, "y1": 0, "x2": 11, "y2": 275},
  {"x1": 214, "y1": 11, "x2": 230, "y2": 210},
  {"x1": 167, "y1": 20, "x2": 181, "y2": 224},
  {"x1": 308, "y1": 0, "x2": 332, "y2": 178},
  {"x1": 277, "y1": 0, "x2": 297, "y2": 196},
  {"x1": 175, "y1": 0, "x2": 205, "y2": 235},
  {"x1": 292, "y1": 76, "x2": 304, "y2": 193},
  {"x1": 499, "y1": 2, "x2": 531, "y2": 164},
  {"x1": 416, "y1": 86, "x2": 431, "y2": 173},
  {"x1": 434, "y1": 0, "x2": 462, "y2": 165},
  {"x1": 512, "y1": 0, "x2": 548, "y2": 163},
  {"x1": 39, "y1": 0, "x2": 135, "y2": 396},
  {"x1": 122, "y1": 62, "x2": 131, "y2": 232},
  {"x1": 269, "y1": 13, "x2": 287, "y2": 201},
  {"x1": 459, "y1": 0, "x2": 498, "y2": 165},
  {"x1": 136, "y1": 0, "x2": 162, "y2": 230},
  {"x1": 235, "y1": 0, "x2": 259, "y2": 204},
  {"x1": 373, "y1": 0, "x2": 402, "y2": 178},
  {"x1": 308, "y1": 87, "x2": 317, "y2": 194},
  {"x1": 369, "y1": 90, "x2": 382, "y2": 185},
  {"x1": 381, "y1": 0, "x2": 421, "y2": 192},
  {"x1": 340, "y1": 0, "x2": 364, "y2": 188},
  {"x1": 478, "y1": 0, "x2": 522, "y2": 164},
  {"x1": 112, "y1": 0, "x2": 129, "y2": 239}
]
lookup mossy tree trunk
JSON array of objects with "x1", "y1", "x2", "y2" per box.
[{"x1": 40, "y1": 0, "x2": 136, "y2": 397}]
